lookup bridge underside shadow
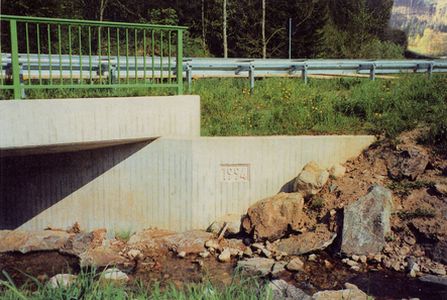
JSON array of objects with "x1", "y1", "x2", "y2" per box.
[{"x1": 0, "y1": 140, "x2": 153, "y2": 229}]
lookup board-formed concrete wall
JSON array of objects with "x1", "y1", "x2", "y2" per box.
[
  {"x1": 0, "y1": 95, "x2": 200, "y2": 153},
  {"x1": 3, "y1": 136, "x2": 375, "y2": 232}
]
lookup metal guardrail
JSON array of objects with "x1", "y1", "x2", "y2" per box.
[
  {"x1": 1, "y1": 53, "x2": 446, "y2": 98},
  {"x1": 0, "y1": 15, "x2": 186, "y2": 99}
]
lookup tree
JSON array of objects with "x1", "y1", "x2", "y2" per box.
[
  {"x1": 262, "y1": 0, "x2": 266, "y2": 58},
  {"x1": 223, "y1": 0, "x2": 228, "y2": 58}
]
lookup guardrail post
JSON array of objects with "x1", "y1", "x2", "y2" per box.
[
  {"x1": 428, "y1": 63, "x2": 433, "y2": 80},
  {"x1": 10, "y1": 19, "x2": 23, "y2": 99},
  {"x1": 176, "y1": 29, "x2": 184, "y2": 95},
  {"x1": 370, "y1": 64, "x2": 376, "y2": 81},
  {"x1": 302, "y1": 64, "x2": 308, "y2": 84},
  {"x1": 185, "y1": 62, "x2": 192, "y2": 93},
  {"x1": 249, "y1": 64, "x2": 255, "y2": 95}
]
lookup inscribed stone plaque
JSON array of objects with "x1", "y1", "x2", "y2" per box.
[{"x1": 220, "y1": 164, "x2": 250, "y2": 183}]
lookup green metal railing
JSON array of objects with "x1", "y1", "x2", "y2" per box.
[{"x1": 0, "y1": 15, "x2": 186, "y2": 99}]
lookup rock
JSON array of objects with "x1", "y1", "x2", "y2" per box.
[
  {"x1": 163, "y1": 230, "x2": 213, "y2": 254},
  {"x1": 208, "y1": 214, "x2": 243, "y2": 236},
  {"x1": 242, "y1": 192, "x2": 308, "y2": 242},
  {"x1": 218, "y1": 248, "x2": 231, "y2": 262},
  {"x1": 350, "y1": 265, "x2": 360, "y2": 272},
  {"x1": 435, "y1": 183, "x2": 447, "y2": 195},
  {"x1": 271, "y1": 262, "x2": 287, "y2": 276},
  {"x1": 237, "y1": 258, "x2": 276, "y2": 276},
  {"x1": 312, "y1": 283, "x2": 369, "y2": 300},
  {"x1": 341, "y1": 186, "x2": 393, "y2": 256},
  {"x1": 419, "y1": 275, "x2": 447, "y2": 287},
  {"x1": 385, "y1": 146, "x2": 429, "y2": 180},
  {"x1": 324, "y1": 260, "x2": 334, "y2": 269},
  {"x1": 308, "y1": 254, "x2": 317, "y2": 262},
  {"x1": 127, "y1": 249, "x2": 142, "y2": 260},
  {"x1": 61, "y1": 229, "x2": 107, "y2": 256},
  {"x1": 429, "y1": 262, "x2": 447, "y2": 276},
  {"x1": 287, "y1": 258, "x2": 305, "y2": 272},
  {"x1": 128, "y1": 229, "x2": 175, "y2": 245},
  {"x1": 269, "y1": 279, "x2": 311, "y2": 300},
  {"x1": 276, "y1": 225, "x2": 336, "y2": 256},
  {"x1": 329, "y1": 164, "x2": 346, "y2": 179},
  {"x1": 404, "y1": 236, "x2": 416, "y2": 246},
  {"x1": 205, "y1": 239, "x2": 220, "y2": 250},
  {"x1": 359, "y1": 255, "x2": 367, "y2": 264},
  {"x1": 79, "y1": 246, "x2": 129, "y2": 268},
  {"x1": 427, "y1": 240, "x2": 447, "y2": 265},
  {"x1": 199, "y1": 251, "x2": 210, "y2": 258},
  {"x1": 177, "y1": 251, "x2": 187, "y2": 258},
  {"x1": 0, "y1": 230, "x2": 71, "y2": 254},
  {"x1": 351, "y1": 255, "x2": 360, "y2": 262},
  {"x1": 101, "y1": 268, "x2": 129, "y2": 283},
  {"x1": 262, "y1": 248, "x2": 273, "y2": 258},
  {"x1": 243, "y1": 247, "x2": 253, "y2": 257},
  {"x1": 346, "y1": 260, "x2": 358, "y2": 267},
  {"x1": 293, "y1": 161, "x2": 330, "y2": 197},
  {"x1": 48, "y1": 274, "x2": 77, "y2": 288},
  {"x1": 222, "y1": 239, "x2": 247, "y2": 251}
]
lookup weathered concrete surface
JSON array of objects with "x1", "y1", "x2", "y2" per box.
[
  {"x1": 1, "y1": 135, "x2": 375, "y2": 232},
  {"x1": 0, "y1": 95, "x2": 200, "y2": 154}
]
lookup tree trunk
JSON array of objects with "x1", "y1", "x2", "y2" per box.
[
  {"x1": 223, "y1": 0, "x2": 228, "y2": 58},
  {"x1": 202, "y1": 0, "x2": 206, "y2": 50},
  {"x1": 99, "y1": 0, "x2": 108, "y2": 21},
  {"x1": 262, "y1": 0, "x2": 266, "y2": 59}
]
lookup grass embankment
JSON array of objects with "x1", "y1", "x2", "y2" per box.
[
  {"x1": 0, "y1": 271, "x2": 270, "y2": 300},
  {"x1": 197, "y1": 75, "x2": 447, "y2": 150},
  {"x1": 6, "y1": 75, "x2": 445, "y2": 149}
]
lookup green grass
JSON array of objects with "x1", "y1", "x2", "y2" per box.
[
  {"x1": 0, "y1": 270, "x2": 272, "y2": 300},
  {"x1": 114, "y1": 229, "x2": 134, "y2": 242},
  {"x1": 2, "y1": 74, "x2": 447, "y2": 151},
  {"x1": 387, "y1": 180, "x2": 436, "y2": 197},
  {"x1": 397, "y1": 208, "x2": 436, "y2": 220}
]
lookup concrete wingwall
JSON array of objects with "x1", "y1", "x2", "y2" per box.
[{"x1": 3, "y1": 136, "x2": 375, "y2": 232}]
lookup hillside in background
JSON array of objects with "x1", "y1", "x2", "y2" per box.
[{"x1": 390, "y1": 0, "x2": 447, "y2": 57}]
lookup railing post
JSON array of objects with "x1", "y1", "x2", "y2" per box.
[
  {"x1": 10, "y1": 19, "x2": 22, "y2": 99},
  {"x1": 176, "y1": 29, "x2": 184, "y2": 95}
]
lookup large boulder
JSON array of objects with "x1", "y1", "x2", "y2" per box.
[
  {"x1": 312, "y1": 283, "x2": 368, "y2": 300},
  {"x1": 293, "y1": 161, "x2": 329, "y2": 197},
  {"x1": 269, "y1": 280, "x2": 311, "y2": 300},
  {"x1": 79, "y1": 246, "x2": 129, "y2": 268},
  {"x1": 341, "y1": 185, "x2": 393, "y2": 256},
  {"x1": 208, "y1": 214, "x2": 243, "y2": 236},
  {"x1": 276, "y1": 225, "x2": 336, "y2": 256},
  {"x1": 61, "y1": 228, "x2": 107, "y2": 256},
  {"x1": 385, "y1": 146, "x2": 429, "y2": 180},
  {"x1": 237, "y1": 257, "x2": 276, "y2": 276},
  {"x1": 242, "y1": 193, "x2": 308, "y2": 242},
  {"x1": 162, "y1": 230, "x2": 214, "y2": 254},
  {"x1": 0, "y1": 230, "x2": 71, "y2": 254}
]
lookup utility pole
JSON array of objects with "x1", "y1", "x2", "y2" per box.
[{"x1": 223, "y1": 0, "x2": 228, "y2": 58}]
